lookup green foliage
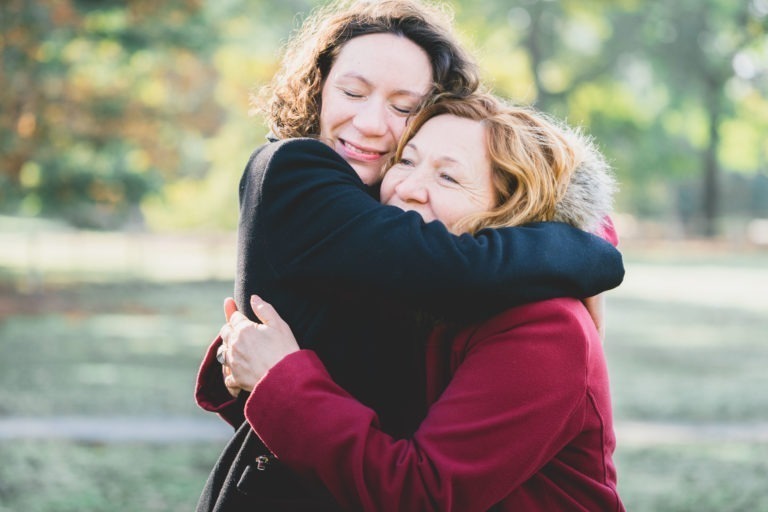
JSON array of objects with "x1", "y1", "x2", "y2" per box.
[
  {"x1": 1, "y1": 0, "x2": 766, "y2": 232},
  {"x1": 459, "y1": 0, "x2": 768, "y2": 233},
  {"x1": 0, "y1": 0, "x2": 223, "y2": 228}
]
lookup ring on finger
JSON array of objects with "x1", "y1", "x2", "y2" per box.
[{"x1": 216, "y1": 344, "x2": 227, "y2": 366}]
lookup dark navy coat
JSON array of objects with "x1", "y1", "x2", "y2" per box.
[{"x1": 196, "y1": 138, "x2": 624, "y2": 511}]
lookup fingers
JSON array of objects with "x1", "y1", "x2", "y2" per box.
[
  {"x1": 216, "y1": 343, "x2": 228, "y2": 365},
  {"x1": 249, "y1": 295, "x2": 281, "y2": 326},
  {"x1": 225, "y1": 385, "x2": 241, "y2": 398},
  {"x1": 223, "y1": 297, "x2": 238, "y2": 322},
  {"x1": 224, "y1": 373, "x2": 237, "y2": 390},
  {"x1": 223, "y1": 295, "x2": 282, "y2": 329},
  {"x1": 219, "y1": 323, "x2": 232, "y2": 344},
  {"x1": 219, "y1": 345, "x2": 240, "y2": 397},
  {"x1": 228, "y1": 310, "x2": 251, "y2": 329}
]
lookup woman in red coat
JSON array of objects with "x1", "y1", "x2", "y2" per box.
[
  {"x1": 196, "y1": 1, "x2": 623, "y2": 509},
  {"x1": 215, "y1": 93, "x2": 626, "y2": 511}
]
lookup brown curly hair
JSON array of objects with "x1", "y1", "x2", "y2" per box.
[{"x1": 254, "y1": 0, "x2": 479, "y2": 139}]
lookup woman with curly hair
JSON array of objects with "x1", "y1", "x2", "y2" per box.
[
  {"x1": 219, "y1": 93, "x2": 626, "y2": 511},
  {"x1": 194, "y1": 1, "x2": 623, "y2": 510}
]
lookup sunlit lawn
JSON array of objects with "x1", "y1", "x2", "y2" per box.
[
  {"x1": 0, "y1": 279, "x2": 232, "y2": 512},
  {"x1": 0, "y1": 280, "x2": 230, "y2": 417},
  {"x1": 605, "y1": 249, "x2": 768, "y2": 512},
  {"x1": 1, "y1": 244, "x2": 767, "y2": 511},
  {"x1": 0, "y1": 440, "x2": 223, "y2": 512}
]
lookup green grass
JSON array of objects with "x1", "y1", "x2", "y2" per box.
[
  {"x1": 0, "y1": 280, "x2": 232, "y2": 511},
  {"x1": 614, "y1": 442, "x2": 768, "y2": 512},
  {"x1": 604, "y1": 252, "x2": 768, "y2": 511},
  {"x1": 0, "y1": 440, "x2": 223, "y2": 512},
  {"x1": 0, "y1": 281, "x2": 232, "y2": 416},
  {"x1": 1, "y1": 248, "x2": 767, "y2": 511},
  {"x1": 605, "y1": 297, "x2": 768, "y2": 422}
]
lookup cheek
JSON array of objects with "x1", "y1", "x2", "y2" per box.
[
  {"x1": 319, "y1": 92, "x2": 345, "y2": 132},
  {"x1": 319, "y1": 100, "x2": 335, "y2": 130},
  {"x1": 318, "y1": 87, "x2": 330, "y2": 124},
  {"x1": 444, "y1": 193, "x2": 484, "y2": 222},
  {"x1": 379, "y1": 175, "x2": 396, "y2": 203},
  {"x1": 390, "y1": 118, "x2": 409, "y2": 139}
]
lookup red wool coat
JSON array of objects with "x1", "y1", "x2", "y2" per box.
[{"x1": 198, "y1": 297, "x2": 625, "y2": 511}]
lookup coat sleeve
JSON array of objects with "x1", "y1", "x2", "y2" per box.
[
  {"x1": 240, "y1": 139, "x2": 623, "y2": 316},
  {"x1": 194, "y1": 335, "x2": 245, "y2": 429},
  {"x1": 244, "y1": 299, "x2": 591, "y2": 512}
]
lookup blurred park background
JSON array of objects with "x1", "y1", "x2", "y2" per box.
[{"x1": 1, "y1": 0, "x2": 767, "y2": 510}]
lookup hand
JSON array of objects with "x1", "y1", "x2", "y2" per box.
[
  {"x1": 219, "y1": 298, "x2": 241, "y2": 398},
  {"x1": 221, "y1": 295, "x2": 300, "y2": 392}
]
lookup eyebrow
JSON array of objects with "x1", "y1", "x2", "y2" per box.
[
  {"x1": 337, "y1": 72, "x2": 425, "y2": 99},
  {"x1": 406, "y1": 142, "x2": 461, "y2": 165}
]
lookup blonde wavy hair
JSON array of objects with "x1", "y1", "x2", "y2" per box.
[
  {"x1": 390, "y1": 93, "x2": 616, "y2": 234},
  {"x1": 254, "y1": 0, "x2": 479, "y2": 139}
]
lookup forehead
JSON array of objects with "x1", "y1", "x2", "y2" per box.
[
  {"x1": 410, "y1": 114, "x2": 487, "y2": 162},
  {"x1": 330, "y1": 33, "x2": 433, "y2": 92}
]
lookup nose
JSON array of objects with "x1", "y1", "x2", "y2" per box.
[
  {"x1": 352, "y1": 99, "x2": 387, "y2": 137},
  {"x1": 394, "y1": 169, "x2": 429, "y2": 204}
]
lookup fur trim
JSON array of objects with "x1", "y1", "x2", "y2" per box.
[{"x1": 553, "y1": 127, "x2": 617, "y2": 234}]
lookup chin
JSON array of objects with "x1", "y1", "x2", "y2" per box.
[{"x1": 353, "y1": 167, "x2": 382, "y2": 186}]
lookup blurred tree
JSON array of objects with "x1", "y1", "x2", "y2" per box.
[
  {"x1": 140, "y1": 0, "x2": 321, "y2": 230},
  {"x1": 624, "y1": 0, "x2": 768, "y2": 236},
  {"x1": 1, "y1": 0, "x2": 224, "y2": 228},
  {"x1": 2, "y1": 0, "x2": 766, "y2": 235},
  {"x1": 457, "y1": 0, "x2": 768, "y2": 236}
]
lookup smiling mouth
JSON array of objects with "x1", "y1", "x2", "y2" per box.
[{"x1": 340, "y1": 139, "x2": 385, "y2": 161}]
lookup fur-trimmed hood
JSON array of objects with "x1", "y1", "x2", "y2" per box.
[{"x1": 553, "y1": 127, "x2": 617, "y2": 235}]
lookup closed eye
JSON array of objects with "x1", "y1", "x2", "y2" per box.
[
  {"x1": 340, "y1": 88, "x2": 363, "y2": 99},
  {"x1": 439, "y1": 172, "x2": 459, "y2": 184}
]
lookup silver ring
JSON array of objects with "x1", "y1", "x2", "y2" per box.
[{"x1": 216, "y1": 345, "x2": 227, "y2": 366}]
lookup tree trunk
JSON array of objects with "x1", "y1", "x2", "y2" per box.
[
  {"x1": 702, "y1": 83, "x2": 721, "y2": 238},
  {"x1": 524, "y1": 3, "x2": 554, "y2": 110}
]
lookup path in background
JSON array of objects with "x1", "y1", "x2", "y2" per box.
[
  {"x1": 1, "y1": 417, "x2": 767, "y2": 445},
  {"x1": 613, "y1": 260, "x2": 768, "y2": 315},
  {"x1": 0, "y1": 230, "x2": 238, "y2": 284},
  {"x1": 0, "y1": 416, "x2": 232, "y2": 442},
  {"x1": 3, "y1": 228, "x2": 768, "y2": 299}
]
